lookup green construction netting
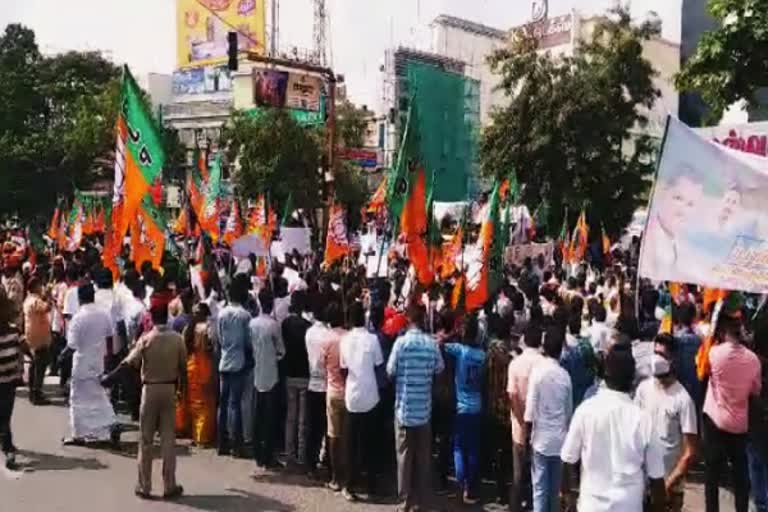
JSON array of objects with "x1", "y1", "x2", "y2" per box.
[{"x1": 402, "y1": 61, "x2": 480, "y2": 202}]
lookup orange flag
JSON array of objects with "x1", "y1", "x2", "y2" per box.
[
  {"x1": 324, "y1": 203, "x2": 350, "y2": 267},
  {"x1": 223, "y1": 201, "x2": 244, "y2": 246},
  {"x1": 130, "y1": 206, "x2": 165, "y2": 270},
  {"x1": 400, "y1": 167, "x2": 433, "y2": 286},
  {"x1": 367, "y1": 178, "x2": 387, "y2": 213},
  {"x1": 569, "y1": 211, "x2": 589, "y2": 262},
  {"x1": 440, "y1": 228, "x2": 463, "y2": 279},
  {"x1": 48, "y1": 207, "x2": 60, "y2": 240}
]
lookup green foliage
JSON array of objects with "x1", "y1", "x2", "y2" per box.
[
  {"x1": 480, "y1": 8, "x2": 660, "y2": 237},
  {"x1": 222, "y1": 108, "x2": 323, "y2": 213},
  {"x1": 333, "y1": 161, "x2": 368, "y2": 231},
  {"x1": 676, "y1": 0, "x2": 768, "y2": 123},
  {"x1": 335, "y1": 99, "x2": 369, "y2": 149},
  {"x1": 0, "y1": 24, "x2": 122, "y2": 217}
]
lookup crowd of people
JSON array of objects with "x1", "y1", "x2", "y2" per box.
[{"x1": 0, "y1": 233, "x2": 766, "y2": 512}]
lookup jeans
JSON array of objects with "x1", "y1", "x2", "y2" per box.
[
  {"x1": 284, "y1": 378, "x2": 308, "y2": 465},
  {"x1": 531, "y1": 451, "x2": 562, "y2": 512},
  {"x1": 305, "y1": 390, "x2": 327, "y2": 471},
  {"x1": 488, "y1": 418, "x2": 512, "y2": 503},
  {"x1": 253, "y1": 386, "x2": 277, "y2": 466},
  {"x1": 432, "y1": 401, "x2": 454, "y2": 488},
  {"x1": 0, "y1": 383, "x2": 16, "y2": 453},
  {"x1": 453, "y1": 413, "x2": 481, "y2": 494},
  {"x1": 345, "y1": 408, "x2": 378, "y2": 492},
  {"x1": 703, "y1": 414, "x2": 749, "y2": 512},
  {"x1": 748, "y1": 442, "x2": 768, "y2": 512},
  {"x1": 218, "y1": 371, "x2": 245, "y2": 450}
]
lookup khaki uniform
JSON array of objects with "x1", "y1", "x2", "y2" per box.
[{"x1": 125, "y1": 325, "x2": 187, "y2": 495}]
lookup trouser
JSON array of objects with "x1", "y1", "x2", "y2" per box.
[
  {"x1": 284, "y1": 378, "x2": 308, "y2": 464},
  {"x1": 531, "y1": 451, "x2": 562, "y2": 512},
  {"x1": 748, "y1": 442, "x2": 768, "y2": 512},
  {"x1": 29, "y1": 346, "x2": 50, "y2": 401},
  {"x1": 488, "y1": 419, "x2": 512, "y2": 503},
  {"x1": 253, "y1": 386, "x2": 277, "y2": 466},
  {"x1": 703, "y1": 414, "x2": 749, "y2": 512},
  {"x1": 305, "y1": 390, "x2": 327, "y2": 471},
  {"x1": 0, "y1": 383, "x2": 16, "y2": 453},
  {"x1": 432, "y1": 402, "x2": 454, "y2": 487},
  {"x1": 326, "y1": 395, "x2": 347, "y2": 485},
  {"x1": 377, "y1": 388, "x2": 396, "y2": 472},
  {"x1": 241, "y1": 369, "x2": 254, "y2": 444},
  {"x1": 345, "y1": 407, "x2": 377, "y2": 493},
  {"x1": 396, "y1": 420, "x2": 432, "y2": 510},
  {"x1": 137, "y1": 384, "x2": 177, "y2": 495},
  {"x1": 454, "y1": 413, "x2": 481, "y2": 494},
  {"x1": 49, "y1": 332, "x2": 65, "y2": 375},
  {"x1": 58, "y1": 346, "x2": 72, "y2": 389},
  {"x1": 218, "y1": 371, "x2": 245, "y2": 451},
  {"x1": 510, "y1": 441, "x2": 533, "y2": 512}
]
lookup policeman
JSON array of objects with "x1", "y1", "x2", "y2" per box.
[{"x1": 103, "y1": 293, "x2": 187, "y2": 500}]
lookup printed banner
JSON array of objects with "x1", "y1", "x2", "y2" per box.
[
  {"x1": 504, "y1": 242, "x2": 554, "y2": 266},
  {"x1": 253, "y1": 69, "x2": 288, "y2": 108},
  {"x1": 285, "y1": 74, "x2": 322, "y2": 111},
  {"x1": 177, "y1": 0, "x2": 267, "y2": 68},
  {"x1": 639, "y1": 116, "x2": 768, "y2": 293},
  {"x1": 694, "y1": 121, "x2": 768, "y2": 158}
]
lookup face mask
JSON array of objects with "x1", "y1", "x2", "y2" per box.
[{"x1": 651, "y1": 353, "x2": 671, "y2": 378}]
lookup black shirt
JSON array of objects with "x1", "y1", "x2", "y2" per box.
[{"x1": 281, "y1": 314, "x2": 311, "y2": 379}]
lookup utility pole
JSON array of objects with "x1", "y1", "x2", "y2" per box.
[
  {"x1": 270, "y1": 0, "x2": 279, "y2": 56},
  {"x1": 313, "y1": 0, "x2": 327, "y2": 66}
]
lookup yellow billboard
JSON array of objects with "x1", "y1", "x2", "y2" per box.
[{"x1": 177, "y1": 0, "x2": 266, "y2": 68}]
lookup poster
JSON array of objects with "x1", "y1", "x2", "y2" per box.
[
  {"x1": 253, "y1": 69, "x2": 288, "y2": 107},
  {"x1": 173, "y1": 65, "x2": 233, "y2": 95},
  {"x1": 639, "y1": 116, "x2": 768, "y2": 293},
  {"x1": 505, "y1": 242, "x2": 554, "y2": 266},
  {"x1": 285, "y1": 74, "x2": 322, "y2": 111},
  {"x1": 177, "y1": 0, "x2": 266, "y2": 68}
]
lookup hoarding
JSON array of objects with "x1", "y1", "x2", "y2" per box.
[
  {"x1": 177, "y1": 0, "x2": 267, "y2": 68},
  {"x1": 694, "y1": 122, "x2": 768, "y2": 158},
  {"x1": 172, "y1": 65, "x2": 233, "y2": 95},
  {"x1": 253, "y1": 69, "x2": 288, "y2": 108},
  {"x1": 285, "y1": 74, "x2": 322, "y2": 111}
]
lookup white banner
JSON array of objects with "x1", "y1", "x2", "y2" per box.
[{"x1": 505, "y1": 242, "x2": 554, "y2": 266}]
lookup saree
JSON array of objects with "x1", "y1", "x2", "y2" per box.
[{"x1": 176, "y1": 323, "x2": 216, "y2": 446}]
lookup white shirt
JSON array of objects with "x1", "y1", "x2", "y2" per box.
[
  {"x1": 561, "y1": 388, "x2": 666, "y2": 512},
  {"x1": 588, "y1": 321, "x2": 612, "y2": 354},
  {"x1": 63, "y1": 285, "x2": 80, "y2": 317},
  {"x1": 249, "y1": 313, "x2": 285, "y2": 392},
  {"x1": 94, "y1": 288, "x2": 123, "y2": 351},
  {"x1": 273, "y1": 296, "x2": 291, "y2": 324},
  {"x1": 306, "y1": 322, "x2": 331, "y2": 392},
  {"x1": 339, "y1": 327, "x2": 384, "y2": 413},
  {"x1": 634, "y1": 378, "x2": 697, "y2": 482},
  {"x1": 524, "y1": 357, "x2": 573, "y2": 457},
  {"x1": 67, "y1": 303, "x2": 113, "y2": 380}
]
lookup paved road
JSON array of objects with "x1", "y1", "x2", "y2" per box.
[{"x1": 3, "y1": 381, "x2": 736, "y2": 512}]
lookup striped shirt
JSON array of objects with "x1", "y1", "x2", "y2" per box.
[
  {"x1": 0, "y1": 331, "x2": 22, "y2": 385},
  {"x1": 387, "y1": 328, "x2": 444, "y2": 427}
]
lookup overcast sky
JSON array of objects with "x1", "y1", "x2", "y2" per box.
[{"x1": 1, "y1": 0, "x2": 681, "y2": 109}]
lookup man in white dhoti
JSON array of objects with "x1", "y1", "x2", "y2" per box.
[{"x1": 63, "y1": 283, "x2": 120, "y2": 447}]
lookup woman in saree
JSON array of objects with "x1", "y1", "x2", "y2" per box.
[{"x1": 176, "y1": 303, "x2": 217, "y2": 446}]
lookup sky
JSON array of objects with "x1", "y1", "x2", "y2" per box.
[{"x1": 1, "y1": 0, "x2": 681, "y2": 109}]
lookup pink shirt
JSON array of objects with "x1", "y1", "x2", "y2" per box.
[
  {"x1": 321, "y1": 328, "x2": 346, "y2": 399},
  {"x1": 703, "y1": 341, "x2": 761, "y2": 434},
  {"x1": 507, "y1": 347, "x2": 545, "y2": 445}
]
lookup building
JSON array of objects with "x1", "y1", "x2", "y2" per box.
[{"x1": 430, "y1": 11, "x2": 680, "y2": 140}]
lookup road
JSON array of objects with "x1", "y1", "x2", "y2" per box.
[{"x1": 2, "y1": 380, "x2": 736, "y2": 512}]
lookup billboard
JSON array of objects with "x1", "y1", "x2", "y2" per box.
[
  {"x1": 253, "y1": 69, "x2": 323, "y2": 112},
  {"x1": 639, "y1": 117, "x2": 768, "y2": 293},
  {"x1": 253, "y1": 69, "x2": 288, "y2": 108},
  {"x1": 286, "y1": 74, "x2": 322, "y2": 111},
  {"x1": 177, "y1": 0, "x2": 266, "y2": 68},
  {"x1": 172, "y1": 65, "x2": 233, "y2": 95}
]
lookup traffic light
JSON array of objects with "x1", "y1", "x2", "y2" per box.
[{"x1": 228, "y1": 32, "x2": 238, "y2": 71}]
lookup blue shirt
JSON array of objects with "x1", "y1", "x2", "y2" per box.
[
  {"x1": 387, "y1": 328, "x2": 444, "y2": 427},
  {"x1": 674, "y1": 327, "x2": 704, "y2": 410},
  {"x1": 444, "y1": 343, "x2": 485, "y2": 414},
  {"x1": 559, "y1": 336, "x2": 596, "y2": 409},
  {"x1": 216, "y1": 304, "x2": 252, "y2": 373}
]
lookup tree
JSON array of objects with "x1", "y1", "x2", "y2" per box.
[
  {"x1": 480, "y1": 8, "x2": 660, "y2": 236},
  {"x1": 221, "y1": 108, "x2": 323, "y2": 214},
  {"x1": 676, "y1": 0, "x2": 768, "y2": 123},
  {"x1": 0, "y1": 24, "x2": 122, "y2": 217},
  {"x1": 335, "y1": 99, "x2": 369, "y2": 149}
]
